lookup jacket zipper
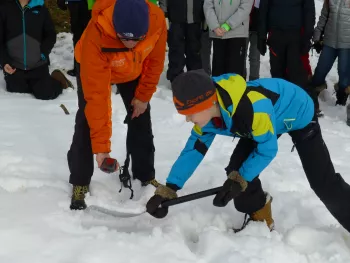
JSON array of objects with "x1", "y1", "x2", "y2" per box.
[{"x1": 16, "y1": 1, "x2": 27, "y2": 70}]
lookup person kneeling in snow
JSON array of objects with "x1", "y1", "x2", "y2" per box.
[
  {"x1": 0, "y1": 0, "x2": 73, "y2": 100},
  {"x1": 146, "y1": 69, "x2": 350, "y2": 233}
]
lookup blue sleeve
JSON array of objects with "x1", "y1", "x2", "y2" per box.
[
  {"x1": 166, "y1": 126, "x2": 216, "y2": 189},
  {"x1": 238, "y1": 102, "x2": 278, "y2": 181}
]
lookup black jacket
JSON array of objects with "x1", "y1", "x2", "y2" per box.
[
  {"x1": 167, "y1": 0, "x2": 204, "y2": 24},
  {"x1": 258, "y1": 0, "x2": 315, "y2": 41},
  {"x1": 249, "y1": 6, "x2": 259, "y2": 32},
  {"x1": 0, "y1": 0, "x2": 56, "y2": 70}
]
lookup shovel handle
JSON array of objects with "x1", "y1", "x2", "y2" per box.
[{"x1": 161, "y1": 186, "x2": 223, "y2": 208}]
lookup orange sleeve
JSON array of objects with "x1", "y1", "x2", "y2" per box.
[
  {"x1": 135, "y1": 17, "x2": 167, "y2": 102},
  {"x1": 80, "y1": 25, "x2": 112, "y2": 154}
]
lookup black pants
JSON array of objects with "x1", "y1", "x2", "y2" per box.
[
  {"x1": 5, "y1": 65, "x2": 62, "y2": 100},
  {"x1": 68, "y1": 65, "x2": 155, "y2": 186},
  {"x1": 226, "y1": 118, "x2": 350, "y2": 232},
  {"x1": 167, "y1": 22, "x2": 202, "y2": 82},
  {"x1": 68, "y1": 0, "x2": 91, "y2": 70},
  {"x1": 268, "y1": 30, "x2": 309, "y2": 90},
  {"x1": 212, "y1": 38, "x2": 247, "y2": 78}
]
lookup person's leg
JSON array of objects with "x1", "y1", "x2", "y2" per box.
[
  {"x1": 5, "y1": 69, "x2": 30, "y2": 94},
  {"x1": 185, "y1": 22, "x2": 202, "y2": 71},
  {"x1": 248, "y1": 32, "x2": 260, "y2": 80},
  {"x1": 226, "y1": 37, "x2": 247, "y2": 77},
  {"x1": 166, "y1": 23, "x2": 186, "y2": 82},
  {"x1": 226, "y1": 138, "x2": 267, "y2": 214},
  {"x1": 117, "y1": 79, "x2": 156, "y2": 184},
  {"x1": 200, "y1": 29, "x2": 212, "y2": 75},
  {"x1": 335, "y1": 48, "x2": 350, "y2": 105},
  {"x1": 312, "y1": 45, "x2": 337, "y2": 90},
  {"x1": 211, "y1": 38, "x2": 227, "y2": 77},
  {"x1": 289, "y1": 119, "x2": 350, "y2": 232},
  {"x1": 67, "y1": 64, "x2": 94, "y2": 209},
  {"x1": 29, "y1": 66, "x2": 63, "y2": 100},
  {"x1": 268, "y1": 30, "x2": 287, "y2": 79},
  {"x1": 285, "y1": 31, "x2": 309, "y2": 90}
]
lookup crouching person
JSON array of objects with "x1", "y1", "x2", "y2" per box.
[
  {"x1": 67, "y1": 0, "x2": 167, "y2": 210},
  {"x1": 147, "y1": 69, "x2": 350, "y2": 233},
  {"x1": 0, "y1": 0, "x2": 73, "y2": 100}
]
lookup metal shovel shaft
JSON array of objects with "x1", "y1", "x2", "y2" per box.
[{"x1": 161, "y1": 186, "x2": 223, "y2": 207}]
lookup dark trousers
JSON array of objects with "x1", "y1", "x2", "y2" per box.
[
  {"x1": 212, "y1": 38, "x2": 247, "y2": 77},
  {"x1": 201, "y1": 30, "x2": 212, "y2": 76},
  {"x1": 5, "y1": 65, "x2": 62, "y2": 100},
  {"x1": 226, "y1": 118, "x2": 350, "y2": 232},
  {"x1": 268, "y1": 30, "x2": 308, "y2": 90},
  {"x1": 68, "y1": 0, "x2": 91, "y2": 70},
  {"x1": 167, "y1": 22, "x2": 202, "y2": 82},
  {"x1": 68, "y1": 65, "x2": 155, "y2": 186}
]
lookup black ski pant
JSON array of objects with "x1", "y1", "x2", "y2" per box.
[
  {"x1": 67, "y1": 0, "x2": 91, "y2": 70},
  {"x1": 68, "y1": 65, "x2": 155, "y2": 186},
  {"x1": 226, "y1": 117, "x2": 350, "y2": 232},
  {"x1": 268, "y1": 30, "x2": 309, "y2": 90},
  {"x1": 212, "y1": 37, "x2": 247, "y2": 78},
  {"x1": 167, "y1": 22, "x2": 202, "y2": 82},
  {"x1": 5, "y1": 65, "x2": 63, "y2": 100}
]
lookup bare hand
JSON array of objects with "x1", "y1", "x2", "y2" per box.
[
  {"x1": 4, "y1": 64, "x2": 16, "y2": 75},
  {"x1": 131, "y1": 98, "x2": 148, "y2": 119},
  {"x1": 214, "y1": 28, "x2": 225, "y2": 37},
  {"x1": 96, "y1": 153, "x2": 111, "y2": 168}
]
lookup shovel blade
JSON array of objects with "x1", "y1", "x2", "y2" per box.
[{"x1": 87, "y1": 205, "x2": 146, "y2": 218}]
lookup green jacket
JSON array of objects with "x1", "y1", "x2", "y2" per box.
[{"x1": 148, "y1": 0, "x2": 158, "y2": 5}]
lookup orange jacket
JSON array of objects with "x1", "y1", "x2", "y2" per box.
[{"x1": 75, "y1": 0, "x2": 167, "y2": 154}]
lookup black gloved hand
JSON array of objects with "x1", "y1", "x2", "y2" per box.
[
  {"x1": 146, "y1": 184, "x2": 178, "y2": 218},
  {"x1": 213, "y1": 171, "x2": 248, "y2": 207},
  {"x1": 57, "y1": 0, "x2": 67, "y2": 11},
  {"x1": 312, "y1": 41, "x2": 323, "y2": 54},
  {"x1": 257, "y1": 38, "x2": 267, "y2": 56}
]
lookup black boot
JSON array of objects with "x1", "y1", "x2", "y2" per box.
[{"x1": 70, "y1": 185, "x2": 89, "y2": 210}]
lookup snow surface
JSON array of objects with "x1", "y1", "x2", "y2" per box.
[{"x1": 1, "y1": 1, "x2": 350, "y2": 262}]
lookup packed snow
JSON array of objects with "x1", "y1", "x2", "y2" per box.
[{"x1": 1, "y1": 1, "x2": 350, "y2": 262}]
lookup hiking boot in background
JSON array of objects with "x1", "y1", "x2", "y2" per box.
[{"x1": 51, "y1": 69, "x2": 75, "y2": 89}]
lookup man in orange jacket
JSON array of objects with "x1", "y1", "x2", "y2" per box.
[{"x1": 67, "y1": 0, "x2": 167, "y2": 210}]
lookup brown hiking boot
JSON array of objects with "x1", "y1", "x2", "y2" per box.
[
  {"x1": 314, "y1": 83, "x2": 327, "y2": 93},
  {"x1": 141, "y1": 179, "x2": 161, "y2": 188},
  {"x1": 51, "y1": 69, "x2": 74, "y2": 89},
  {"x1": 251, "y1": 193, "x2": 275, "y2": 231}
]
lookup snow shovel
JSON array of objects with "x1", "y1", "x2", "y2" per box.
[{"x1": 88, "y1": 186, "x2": 226, "y2": 218}]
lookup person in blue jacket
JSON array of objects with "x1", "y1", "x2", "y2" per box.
[{"x1": 146, "y1": 69, "x2": 350, "y2": 233}]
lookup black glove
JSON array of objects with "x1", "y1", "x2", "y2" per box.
[
  {"x1": 257, "y1": 38, "x2": 267, "y2": 56},
  {"x1": 312, "y1": 41, "x2": 323, "y2": 54},
  {"x1": 213, "y1": 171, "x2": 248, "y2": 207},
  {"x1": 57, "y1": 0, "x2": 67, "y2": 11},
  {"x1": 146, "y1": 184, "x2": 178, "y2": 218}
]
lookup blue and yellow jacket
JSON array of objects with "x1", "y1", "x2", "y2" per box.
[{"x1": 166, "y1": 73, "x2": 314, "y2": 189}]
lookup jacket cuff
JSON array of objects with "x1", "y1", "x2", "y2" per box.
[
  {"x1": 166, "y1": 183, "x2": 181, "y2": 192},
  {"x1": 221, "y1": 23, "x2": 231, "y2": 31},
  {"x1": 92, "y1": 141, "x2": 111, "y2": 154},
  {"x1": 134, "y1": 88, "x2": 154, "y2": 102}
]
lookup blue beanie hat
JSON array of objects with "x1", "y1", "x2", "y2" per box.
[{"x1": 113, "y1": 0, "x2": 149, "y2": 39}]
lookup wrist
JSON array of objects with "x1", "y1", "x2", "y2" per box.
[{"x1": 221, "y1": 23, "x2": 231, "y2": 31}]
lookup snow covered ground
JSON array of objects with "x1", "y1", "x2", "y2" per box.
[{"x1": 1, "y1": 1, "x2": 350, "y2": 262}]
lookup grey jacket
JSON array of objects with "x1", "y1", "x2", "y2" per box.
[
  {"x1": 313, "y1": 0, "x2": 350, "y2": 49},
  {"x1": 203, "y1": 0, "x2": 253, "y2": 39}
]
